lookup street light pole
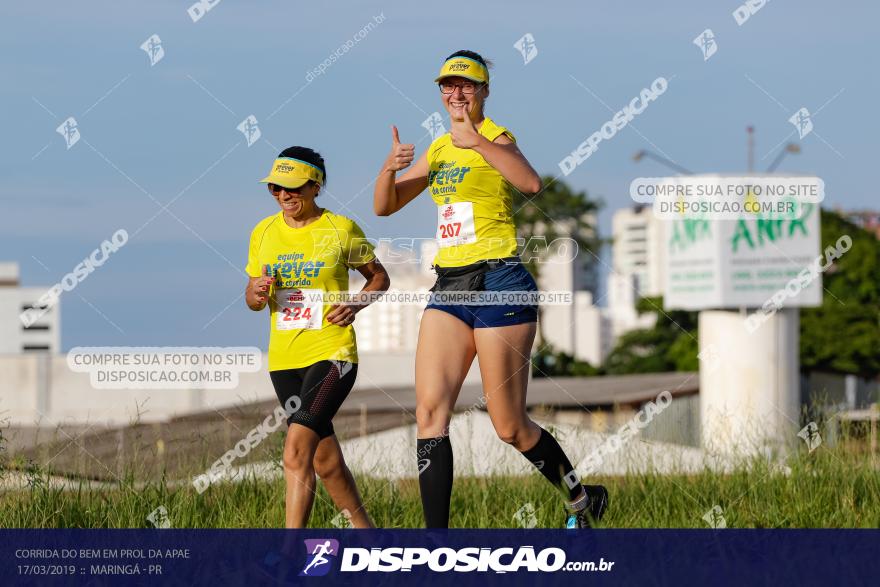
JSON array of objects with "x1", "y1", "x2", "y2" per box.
[
  {"x1": 767, "y1": 143, "x2": 802, "y2": 172},
  {"x1": 632, "y1": 150, "x2": 693, "y2": 175},
  {"x1": 747, "y1": 126, "x2": 754, "y2": 172}
]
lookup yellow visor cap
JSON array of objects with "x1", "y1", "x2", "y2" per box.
[
  {"x1": 259, "y1": 157, "x2": 324, "y2": 189},
  {"x1": 434, "y1": 56, "x2": 489, "y2": 84}
]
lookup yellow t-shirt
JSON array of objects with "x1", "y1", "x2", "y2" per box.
[
  {"x1": 245, "y1": 210, "x2": 376, "y2": 371},
  {"x1": 427, "y1": 116, "x2": 519, "y2": 267}
]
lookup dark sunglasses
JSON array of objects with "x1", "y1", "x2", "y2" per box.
[{"x1": 268, "y1": 183, "x2": 308, "y2": 194}]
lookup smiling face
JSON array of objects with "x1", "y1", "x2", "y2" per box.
[
  {"x1": 440, "y1": 75, "x2": 489, "y2": 120},
  {"x1": 269, "y1": 181, "x2": 320, "y2": 218}
]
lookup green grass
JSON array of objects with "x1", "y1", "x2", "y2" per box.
[{"x1": 2, "y1": 443, "x2": 878, "y2": 528}]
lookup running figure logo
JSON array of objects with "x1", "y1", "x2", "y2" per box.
[
  {"x1": 513, "y1": 33, "x2": 538, "y2": 65},
  {"x1": 788, "y1": 107, "x2": 813, "y2": 139},
  {"x1": 140, "y1": 34, "x2": 165, "y2": 66},
  {"x1": 422, "y1": 112, "x2": 446, "y2": 141},
  {"x1": 697, "y1": 344, "x2": 722, "y2": 375},
  {"x1": 692, "y1": 29, "x2": 717, "y2": 61},
  {"x1": 56, "y1": 117, "x2": 80, "y2": 149},
  {"x1": 237, "y1": 114, "x2": 261, "y2": 147},
  {"x1": 702, "y1": 505, "x2": 727, "y2": 529},
  {"x1": 146, "y1": 505, "x2": 171, "y2": 528},
  {"x1": 299, "y1": 539, "x2": 339, "y2": 577},
  {"x1": 513, "y1": 502, "x2": 538, "y2": 528},
  {"x1": 798, "y1": 421, "x2": 822, "y2": 452},
  {"x1": 331, "y1": 347, "x2": 356, "y2": 378}
]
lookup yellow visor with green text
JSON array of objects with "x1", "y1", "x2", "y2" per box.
[
  {"x1": 259, "y1": 157, "x2": 324, "y2": 189},
  {"x1": 434, "y1": 56, "x2": 489, "y2": 84}
]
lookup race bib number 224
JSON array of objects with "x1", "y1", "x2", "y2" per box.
[{"x1": 275, "y1": 288, "x2": 323, "y2": 330}]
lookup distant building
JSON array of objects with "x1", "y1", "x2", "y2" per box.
[
  {"x1": 602, "y1": 206, "x2": 666, "y2": 347},
  {"x1": 611, "y1": 205, "x2": 665, "y2": 298},
  {"x1": 606, "y1": 271, "x2": 657, "y2": 343},
  {"x1": 531, "y1": 214, "x2": 600, "y2": 298},
  {"x1": 0, "y1": 262, "x2": 61, "y2": 353},
  {"x1": 538, "y1": 288, "x2": 608, "y2": 367},
  {"x1": 532, "y1": 213, "x2": 607, "y2": 365},
  {"x1": 351, "y1": 241, "x2": 434, "y2": 353}
]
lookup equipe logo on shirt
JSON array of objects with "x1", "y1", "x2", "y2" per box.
[
  {"x1": 269, "y1": 253, "x2": 327, "y2": 287},
  {"x1": 429, "y1": 161, "x2": 473, "y2": 196}
]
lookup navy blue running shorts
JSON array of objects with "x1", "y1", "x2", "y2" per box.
[{"x1": 425, "y1": 258, "x2": 539, "y2": 329}]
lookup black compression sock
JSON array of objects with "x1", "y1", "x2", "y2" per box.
[
  {"x1": 520, "y1": 427, "x2": 582, "y2": 500},
  {"x1": 417, "y1": 436, "x2": 453, "y2": 528}
]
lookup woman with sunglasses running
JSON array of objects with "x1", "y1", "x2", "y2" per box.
[
  {"x1": 246, "y1": 146, "x2": 389, "y2": 528},
  {"x1": 373, "y1": 51, "x2": 608, "y2": 529}
]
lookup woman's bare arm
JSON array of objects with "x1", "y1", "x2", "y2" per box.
[
  {"x1": 325, "y1": 259, "x2": 390, "y2": 325},
  {"x1": 374, "y1": 125, "x2": 429, "y2": 216}
]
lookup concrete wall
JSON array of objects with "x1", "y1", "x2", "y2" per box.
[
  {"x1": 537, "y1": 392, "x2": 701, "y2": 447},
  {"x1": 802, "y1": 371, "x2": 879, "y2": 411},
  {"x1": 0, "y1": 351, "x2": 483, "y2": 427}
]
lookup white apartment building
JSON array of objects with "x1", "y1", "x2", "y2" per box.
[
  {"x1": 605, "y1": 206, "x2": 667, "y2": 344},
  {"x1": 0, "y1": 262, "x2": 61, "y2": 353},
  {"x1": 536, "y1": 236, "x2": 607, "y2": 367},
  {"x1": 605, "y1": 271, "x2": 657, "y2": 342},
  {"x1": 351, "y1": 241, "x2": 435, "y2": 353},
  {"x1": 611, "y1": 205, "x2": 665, "y2": 298}
]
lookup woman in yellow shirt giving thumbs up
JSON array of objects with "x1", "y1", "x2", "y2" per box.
[{"x1": 373, "y1": 50, "x2": 608, "y2": 529}]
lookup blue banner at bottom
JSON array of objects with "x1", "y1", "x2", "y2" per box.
[{"x1": 1, "y1": 529, "x2": 876, "y2": 586}]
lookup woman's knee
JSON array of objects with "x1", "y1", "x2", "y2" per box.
[
  {"x1": 494, "y1": 419, "x2": 537, "y2": 448},
  {"x1": 415, "y1": 402, "x2": 451, "y2": 435},
  {"x1": 283, "y1": 430, "x2": 317, "y2": 472},
  {"x1": 313, "y1": 448, "x2": 344, "y2": 479}
]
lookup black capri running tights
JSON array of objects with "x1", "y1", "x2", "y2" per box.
[{"x1": 269, "y1": 360, "x2": 357, "y2": 439}]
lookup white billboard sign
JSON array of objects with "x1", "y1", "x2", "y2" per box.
[{"x1": 661, "y1": 176, "x2": 822, "y2": 310}]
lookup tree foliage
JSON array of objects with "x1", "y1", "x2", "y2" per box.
[
  {"x1": 603, "y1": 297, "x2": 699, "y2": 375},
  {"x1": 604, "y1": 209, "x2": 880, "y2": 378},
  {"x1": 512, "y1": 175, "x2": 602, "y2": 281},
  {"x1": 800, "y1": 210, "x2": 880, "y2": 377}
]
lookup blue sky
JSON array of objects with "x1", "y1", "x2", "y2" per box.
[{"x1": 0, "y1": 0, "x2": 874, "y2": 350}]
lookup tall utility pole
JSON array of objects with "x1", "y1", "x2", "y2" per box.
[{"x1": 747, "y1": 125, "x2": 754, "y2": 172}]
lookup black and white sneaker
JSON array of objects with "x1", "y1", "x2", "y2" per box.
[{"x1": 565, "y1": 485, "x2": 608, "y2": 528}]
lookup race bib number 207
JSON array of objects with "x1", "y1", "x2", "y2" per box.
[{"x1": 436, "y1": 202, "x2": 477, "y2": 248}]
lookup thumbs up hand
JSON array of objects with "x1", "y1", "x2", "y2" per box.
[
  {"x1": 384, "y1": 125, "x2": 415, "y2": 172},
  {"x1": 449, "y1": 103, "x2": 481, "y2": 149}
]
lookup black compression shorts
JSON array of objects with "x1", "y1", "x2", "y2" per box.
[{"x1": 269, "y1": 360, "x2": 357, "y2": 439}]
